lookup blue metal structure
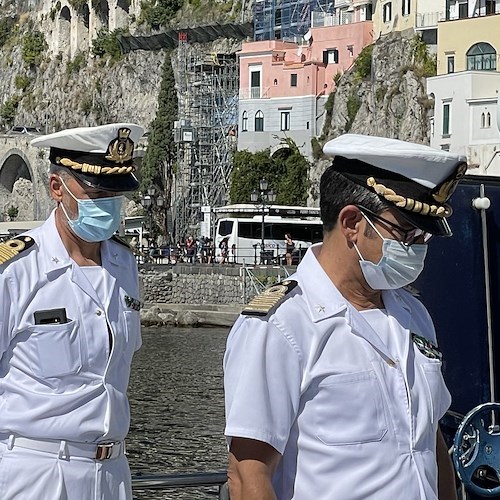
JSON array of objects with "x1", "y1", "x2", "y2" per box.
[
  {"x1": 415, "y1": 176, "x2": 499, "y2": 416},
  {"x1": 254, "y1": 0, "x2": 334, "y2": 41},
  {"x1": 414, "y1": 175, "x2": 500, "y2": 497}
]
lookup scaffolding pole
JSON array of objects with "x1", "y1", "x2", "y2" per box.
[{"x1": 172, "y1": 34, "x2": 239, "y2": 243}]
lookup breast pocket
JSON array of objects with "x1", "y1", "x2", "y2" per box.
[
  {"x1": 122, "y1": 311, "x2": 141, "y2": 361},
  {"x1": 314, "y1": 370, "x2": 388, "y2": 446},
  {"x1": 28, "y1": 320, "x2": 82, "y2": 378},
  {"x1": 421, "y1": 362, "x2": 452, "y2": 425}
]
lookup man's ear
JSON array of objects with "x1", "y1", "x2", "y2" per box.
[
  {"x1": 338, "y1": 205, "x2": 363, "y2": 245},
  {"x1": 49, "y1": 174, "x2": 64, "y2": 202}
]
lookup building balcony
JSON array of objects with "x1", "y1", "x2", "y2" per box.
[
  {"x1": 239, "y1": 87, "x2": 271, "y2": 99},
  {"x1": 416, "y1": 11, "x2": 445, "y2": 29}
]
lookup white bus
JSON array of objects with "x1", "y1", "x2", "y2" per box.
[{"x1": 213, "y1": 204, "x2": 323, "y2": 265}]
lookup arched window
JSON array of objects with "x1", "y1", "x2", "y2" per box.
[
  {"x1": 487, "y1": 112, "x2": 491, "y2": 127},
  {"x1": 467, "y1": 43, "x2": 496, "y2": 71},
  {"x1": 255, "y1": 110, "x2": 264, "y2": 132},
  {"x1": 481, "y1": 112, "x2": 486, "y2": 128},
  {"x1": 242, "y1": 111, "x2": 248, "y2": 132},
  {"x1": 273, "y1": 78, "x2": 278, "y2": 86}
]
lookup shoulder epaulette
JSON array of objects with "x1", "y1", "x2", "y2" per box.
[
  {"x1": 111, "y1": 235, "x2": 132, "y2": 250},
  {"x1": 242, "y1": 279, "x2": 298, "y2": 317},
  {"x1": 0, "y1": 235, "x2": 35, "y2": 266}
]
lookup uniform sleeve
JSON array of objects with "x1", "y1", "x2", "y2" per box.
[
  {"x1": 0, "y1": 269, "x2": 15, "y2": 360},
  {"x1": 224, "y1": 315, "x2": 302, "y2": 455}
]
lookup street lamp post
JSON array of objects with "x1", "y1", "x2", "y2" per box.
[
  {"x1": 250, "y1": 178, "x2": 276, "y2": 264},
  {"x1": 141, "y1": 186, "x2": 165, "y2": 258}
]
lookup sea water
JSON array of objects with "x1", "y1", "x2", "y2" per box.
[{"x1": 128, "y1": 326, "x2": 230, "y2": 499}]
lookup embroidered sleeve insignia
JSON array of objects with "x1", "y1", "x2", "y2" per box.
[
  {"x1": 412, "y1": 333, "x2": 443, "y2": 360},
  {"x1": 242, "y1": 279, "x2": 298, "y2": 317},
  {"x1": 124, "y1": 295, "x2": 142, "y2": 311},
  {"x1": 0, "y1": 236, "x2": 35, "y2": 266}
]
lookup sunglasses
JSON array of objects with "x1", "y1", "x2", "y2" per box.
[{"x1": 357, "y1": 206, "x2": 433, "y2": 247}]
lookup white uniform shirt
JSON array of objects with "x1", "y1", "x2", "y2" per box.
[
  {"x1": 224, "y1": 243, "x2": 451, "y2": 500},
  {"x1": 0, "y1": 210, "x2": 142, "y2": 443}
]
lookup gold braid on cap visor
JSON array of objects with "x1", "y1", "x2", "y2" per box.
[
  {"x1": 57, "y1": 157, "x2": 135, "y2": 175},
  {"x1": 366, "y1": 177, "x2": 452, "y2": 218}
]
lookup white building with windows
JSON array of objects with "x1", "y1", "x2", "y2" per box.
[{"x1": 427, "y1": 4, "x2": 500, "y2": 174}]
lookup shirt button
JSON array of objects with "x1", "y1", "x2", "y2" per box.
[{"x1": 96, "y1": 309, "x2": 103, "y2": 316}]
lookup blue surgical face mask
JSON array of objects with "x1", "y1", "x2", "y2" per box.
[
  {"x1": 59, "y1": 176, "x2": 124, "y2": 243},
  {"x1": 354, "y1": 213, "x2": 428, "y2": 290}
]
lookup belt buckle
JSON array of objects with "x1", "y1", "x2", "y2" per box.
[{"x1": 95, "y1": 442, "x2": 115, "y2": 461}]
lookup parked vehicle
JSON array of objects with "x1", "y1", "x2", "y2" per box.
[
  {"x1": 213, "y1": 204, "x2": 323, "y2": 264},
  {"x1": 7, "y1": 126, "x2": 42, "y2": 135}
]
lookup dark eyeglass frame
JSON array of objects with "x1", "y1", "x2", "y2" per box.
[{"x1": 357, "y1": 206, "x2": 432, "y2": 246}]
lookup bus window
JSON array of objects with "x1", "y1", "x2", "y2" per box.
[
  {"x1": 218, "y1": 220, "x2": 234, "y2": 237},
  {"x1": 239, "y1": 221, "x2": 260, "y2": 239}
]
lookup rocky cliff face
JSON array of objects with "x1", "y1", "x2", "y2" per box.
[{"x1": 308, "y1": 31, "x2": 434, "y2": 206}]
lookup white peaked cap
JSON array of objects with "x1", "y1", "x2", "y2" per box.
[{"x1": 323, "y1": 134, "x2": 466, "y2": 189}]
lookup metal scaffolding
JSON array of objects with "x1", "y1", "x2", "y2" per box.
[
  {"x1": 254, "y1": 0, "x2": 334, "y2": 42},
  {"x1": 172, "y1": 32, "x2": 239, "y2": 242}
]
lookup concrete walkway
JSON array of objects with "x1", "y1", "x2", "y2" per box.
[{"x1": 142, "y1": 303, "x2": 243, "y2": 328}]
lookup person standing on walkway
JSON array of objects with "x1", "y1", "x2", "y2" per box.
[
  {"x1": 224, "y1": 134, "x2": 467, "y2": 500},
  {"x1": 0, "y1": 123, "x2": 144, "y2": 499},
  {"x1": 284, "y1": 233, "x2": 295, "y2": 266}
]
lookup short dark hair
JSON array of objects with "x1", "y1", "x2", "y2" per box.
[
  {"x1": 49, "y1": 163, "x2": 72, "y2": 180},
  {"x1": 320, "y1": 165, "x2": 386, "y2": 232}
]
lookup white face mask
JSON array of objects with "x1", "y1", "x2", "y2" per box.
[{"x1": 354, "y1": 213, "x2": 428, "y2": 290}]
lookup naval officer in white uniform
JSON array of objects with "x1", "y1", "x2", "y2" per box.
[
  {"x1": 224, "y1": 134, "x2": 467, "y2": 500},
  {"x1": 0, "y1": 123, "x2": 144, "y2": 499}
]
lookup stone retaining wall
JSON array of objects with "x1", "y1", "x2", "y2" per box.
[{"x1": 139, "y1": 264, "x2": 292, "y2": 305}]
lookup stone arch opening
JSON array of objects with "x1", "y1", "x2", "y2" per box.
[
  {"x1": 58, "y1": 6, "x2": 72, "y2": 56},
  {"x1": 76, "y1": 3, "x2": 90, "y2": 52},
  {"x1": 117, "y1": 0, "x2": 129, "y2": 14},
  {"x1": 0, "y1": 152, "x2": 36, "y2": 221},
  {"x1": 96, "y1": 0, "x2": 110, "y2": 29},
  {"x1": 0, "y1": 153, "x2": 32, "y2": 193}
]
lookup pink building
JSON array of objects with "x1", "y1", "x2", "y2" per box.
[{"x1": 238, "y1": 20, "x2": 374, "y2": 159}]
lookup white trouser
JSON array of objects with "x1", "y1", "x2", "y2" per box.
[{"x1": 0, "y1": 440, "x2": 132, "y2": 500}]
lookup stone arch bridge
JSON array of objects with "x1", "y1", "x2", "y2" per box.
[
  {"x1": 0, "y1": 133, "x2": 148, "y2": 222},
  {"x1": 0, "y1": 134, "x2": 53, "y2": 221}
]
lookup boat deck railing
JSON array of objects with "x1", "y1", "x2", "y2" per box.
[{"x1": 132, "y1": 471, "x2": 229, "y2": 498}]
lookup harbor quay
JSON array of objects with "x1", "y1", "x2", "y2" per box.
[{"x1": 139, "y1": 262, "x2": 293, "y2": 327}]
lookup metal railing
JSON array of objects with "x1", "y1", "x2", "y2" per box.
[
  {"x1": 132, "y1": 471, "x2": 229, "y2": 498},
  {"x1": 241, "y1": 262, "x2": 291, "y2": 303}
]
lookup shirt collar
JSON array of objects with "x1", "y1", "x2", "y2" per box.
[
  {"x1": 29, "y1": 209, "x2": 72, "y2": 275},
  {"x1": 295, "y1": 243, "x2": 348, "y2": 323},
  {"x1": 28, "y1": 209, "x2": 123, "y2": 273}
]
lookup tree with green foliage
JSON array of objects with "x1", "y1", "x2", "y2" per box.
[
  {"x1": 141, "y1": 52, "x2": 178, "y2": 240},
  {"x1": 230, "y1": 139, "x2": 310, "y2": 206},
  {"x1": 140, "y1": 0, "x2": 183, "y2": 29}
]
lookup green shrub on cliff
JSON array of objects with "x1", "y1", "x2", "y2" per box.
[
  {"x1": 22, "y1": 31, "x2": 47, "y2": 66},
  {"x1": 0, "y1": 16, "x2": 17, "y2": 49},
  {"x1": 15, "y1": 74, "x2": 31, "y2": 91},
  {"x1": 0, "y1": 95, "x2": 20, "y2": 125},
  {"x1": 354, "y1": 44, "x2": 373, "y2": 81},
  {"x1": 92, "y1": 29, "x2": 127, "y2": 62}
]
